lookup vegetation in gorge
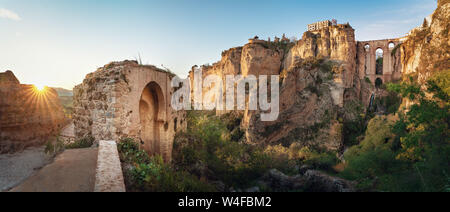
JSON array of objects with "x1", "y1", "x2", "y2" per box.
[
  {"x1": 341, "y1": 71, "x2": 450, "y2": 191},
  {"x1": 118, "y1": 111, "x2": 339, "y2": 192},
  {"x1": 118, "y1": 137, "x2": 215, "y2": 192}
]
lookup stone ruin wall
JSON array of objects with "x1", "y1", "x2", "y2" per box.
[
  {"x1": 0, "y1": 71, "x2": 66, "y2": 153},
  {"x1": 73, "y1": 61, "x2": 186, "y2": 161}
]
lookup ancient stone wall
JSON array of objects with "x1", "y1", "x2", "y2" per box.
[
  {"x1": 0, "y1": 71, "x2": 66, "y2": 153},
  {"x1": 73, "y1": 61, "x2": 186, "y2": 161}
]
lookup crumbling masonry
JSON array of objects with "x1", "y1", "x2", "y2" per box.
[{"x1": 73, "y1": 61, "x2": 186, "y2": 161}]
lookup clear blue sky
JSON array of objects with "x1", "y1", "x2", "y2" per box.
[{"x1": 0, "y1": 0, "x2": 437, "y2": 89}]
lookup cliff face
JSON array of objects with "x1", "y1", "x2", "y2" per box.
[
  {"x1": 401, "y1": 0, "x2": 450, "y2": 82},
  {"x1": 192, "y1": 25, "x2": 357, "y2": 151},
  {"x1": 186, "y1": 1, "x2": 448, "y2": 151},
  {"x1": 0, "y1": 71, "x2": 66, "y2": 154},
  {"x1": 246, "y1": 58, "x2": 345, "y2": 150},
  {"x1": 284, "y1": 24, "x2": 356, "y2": 88},
  {"x1": 240, "y1": 42, "x2": 283, "y2": 77}
]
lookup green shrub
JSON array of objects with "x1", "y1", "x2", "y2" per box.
[
  {"x1": 66, "y1": 136, "x2": 94, "y2": 149},
  {"x1": 117, "y1": 137, "x2": 150, "y2": 164},
  {"x1": 44, "y1": 141, "x2": 55, "y2": 155},
  {"x1": 173, "y1": 111, "x2": 299, "y2": 189},
  {"x1": 340, "y1": 147, "x2": 412, "y2": 191},
  {"x1": 342, "y1": 73, "x2": 450, "y2": 191},
  {"x1": 295, "y1": 146, "x2": 338, "y2": 171},
  {"x1": 129, "y1": 156, "x2": 216, "y2": 192},
  {"x1": 45, "y1": 137, "x2": 65, "y2": 155},
  {"x1": 118, "y1": 137, "x2": 215, "y2": 192}
]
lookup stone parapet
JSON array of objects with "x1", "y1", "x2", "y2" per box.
[{"x1": 94, "y1": 140, "x2": 126, "y2": 192}]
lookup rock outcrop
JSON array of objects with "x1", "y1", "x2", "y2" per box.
[
  {"x1": 246, "y1": 58, "x2": 346, "y2": 150},
  {"x1": 401, "y1": 0, "x2": 450, "y2": 82},
  {"x1": 259, "y1": 169, "x2": 354, "y2": 192},
  {"x1": 0, "y1": 71, "x2": 66, "y2": 154},
  {"x1": 284, "y1": 24, "x2": 356, "y2": 89},
  {"x1": 187, "y1": 25, "x2": 358, "y2": 151}
]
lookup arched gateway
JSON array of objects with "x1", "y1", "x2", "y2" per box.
[
  {"x1": 139, "y1": 82, "x2": 165, "y2": 155},
  {"x1": 73, "y1": 61, "x2": 186, "y2": 161}
]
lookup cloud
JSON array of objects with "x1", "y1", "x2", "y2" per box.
[{"x1": 0, "y1": 8, "x2": 21, "y2": 21}]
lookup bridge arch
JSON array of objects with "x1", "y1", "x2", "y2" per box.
[
  {"x1": 375, "y1": 78, "x2": 383, "y2": 88},
  {"x1": 375, "y1": 48, "x2": 384, "y2": 75}
]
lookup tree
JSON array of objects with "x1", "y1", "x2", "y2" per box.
[
  {"x1": 422, "y1": 18, "x2": 428, "y2": 28},
  {"x1": 387, "y1": 72, "x2": 449, "y2": 162}
]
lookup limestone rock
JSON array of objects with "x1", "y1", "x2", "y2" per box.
[
  {"x1": 0, "y1": 71, "x2": 66, "y2": 154},
  {"x1": 259, "y1": 169, "x2": 354, "y2": 192},
  {"x1": 401, "y1": 1, "x2": 450, "y2": 82},
  {"x1": 259, "y1": 169, "x2": 305, "y2": 191},
  {"x1": 246, "y1": 58, "x2": 344, "y2": 151},
  {"x1": 303, "y1": 170, "x2": 355, "y2": 192}
]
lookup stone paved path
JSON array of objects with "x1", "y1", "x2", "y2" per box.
[{"x1": 11, "y1": 148, "x2": 98, "y2": 192}]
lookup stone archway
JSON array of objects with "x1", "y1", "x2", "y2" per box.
[
  {"x1": 375, "y1": 78, "x2": 383, "y2": 88},
  {"x1": 139, "y1": 81, "x2": 166, "y2": 156},
  {"x1": 375, "y1": 48, "x2": 384, "y2": 75}
]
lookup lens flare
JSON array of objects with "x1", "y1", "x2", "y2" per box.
[{"x1": 33, "y1": 84, "x2": 47, "y2": 93}]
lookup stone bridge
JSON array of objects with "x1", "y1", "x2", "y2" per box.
[
  {"x1": 73, "y1": 61, "x2": 186, "y2": 161},
  {"x1": 356, "y1": 39, "x2": 404, "y2": 87}
]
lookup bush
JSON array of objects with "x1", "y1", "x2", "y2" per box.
[
  {"x1": 129, "y1": 156, "x2": 216, "y2": 192},
  {"x1": 118, "y1": 137, "x2": 215, "y2": 192},
  {"x1": 342, "y1": 72, "x2": 450, "y2": 191},
  {"x1": 117, "y1": 137, "x2": 150, "y2": 164},
  {"x1": 66, "y1": 136, "x2": 94, "y2": 149},
  {"x1": 341, "y1": 147, "x2": 412, "y2": 191},
  {"x1": 173, "y1": 111, "x2": 300, "y2": 189},
  {"x1": 45, "y1": 137, "x2": 65, "y2": 155}
]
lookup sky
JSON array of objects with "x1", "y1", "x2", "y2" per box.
[{"x1": 0, "y1": 0, "x2": 437, "y2": 89}]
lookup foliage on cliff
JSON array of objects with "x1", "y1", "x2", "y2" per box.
[{"x1": 341, "y1": 71, "x2": 450, "y2": 191}]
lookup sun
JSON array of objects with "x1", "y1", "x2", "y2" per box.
[{"x1": 33, "y1": 83, "x2": 48, "y2": 93}]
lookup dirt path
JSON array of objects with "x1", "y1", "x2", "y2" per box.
[
  {"x1": 11, "y1": 148, "x2": 98, "y2": 192},
  {"x1": 0, "y1": 146, "x2": 52, "y2": 191}
]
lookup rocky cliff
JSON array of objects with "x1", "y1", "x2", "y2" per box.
[
  {"x1": 190, "y1": 24, "x2": 358, "y2": 151},
  {"x1": 401, "y1": 0, "x2": 450, "y2": 82},
  {"x1": 0, "y1": 71, "x2": 66, "y2": 153}
]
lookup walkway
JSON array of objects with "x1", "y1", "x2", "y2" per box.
[
  {"x1": 0, "y1": 146, "x2": 51, "y2": 191},
  {"x1": 11, "y1": 148, "x2": 98, "y2": 192}
]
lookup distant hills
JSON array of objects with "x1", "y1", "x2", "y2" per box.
[{"x1": 52, "y1": 87, "x2": 73, "y2": 97}]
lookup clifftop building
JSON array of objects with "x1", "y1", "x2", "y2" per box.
[{"x1": 308, "y1": 19, "x2": 337, "y2": 31}]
